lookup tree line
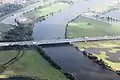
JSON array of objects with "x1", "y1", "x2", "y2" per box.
[
  {"x1": 36, "y1": 46, "x2": 76, "y2": 80},
  {"x1": 0, "y1": 4, "x2": 23, "y2": 17},
  {"x1": 2, "y1": 24, "x2": 33, "y2": 42}
]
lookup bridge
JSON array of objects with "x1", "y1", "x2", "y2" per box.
[{"x1": 0, "y1": 36, "x2": 120, "y2": 47}]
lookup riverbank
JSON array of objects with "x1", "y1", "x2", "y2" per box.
[
  {"x1": 74, "y1": 40, "x2": 120, "y2": 71},
  {"x1": 41, "y1": 44, "x2": 120, "y2": 80},
  {"x1": 0, "y1": 49, "x2": 69, "y2": 80},
  {"x1": 37, "y1": 45, "x2": 75, "y2": 80},
  {"x1": 66, "y1": 16, "x2": 120, "y2": 38},
  {"x1": 23, "y1": 3, "x2": 69, "y2": 22}
]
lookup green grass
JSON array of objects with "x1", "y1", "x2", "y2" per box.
[
  {"x1": 24, "y1": 3, "x2": 69, "y2": 18},
  {"x1": 67, "y1": 16, "x2": 120, "y2": 38},
  {"x1": 108, "y1": 48, "x2": 120, "y2": 53},
  {"x1": 75, "y1": 40, "x2": 120, "y2": 48},
  {"x1": 35, "y1": 3, "x2": 69, "y2": 17},
  {"x1": 74, "y1": 41, "x2": 120, "y2": 70},
  {"x1": 0, "y1": 50, "x2": 69, "y2": 80}
]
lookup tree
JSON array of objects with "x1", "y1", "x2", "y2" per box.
[{"x1": 2, "y1": 25, "x2": 33, "y2": 42}]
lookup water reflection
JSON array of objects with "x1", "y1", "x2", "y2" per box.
[
  {"x1": 33, "y1": 23, "x2": 65, "y2": 40},
  {"x1": 33, "y1": 0, "x2": 116, "y2": 40},
  {"x1": 42, "y1": 44, "x2": 120, "y2": 80}
]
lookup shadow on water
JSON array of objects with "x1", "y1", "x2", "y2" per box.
[
  {"x1": 33, "y1": 23, "x2": 66, "y2": 40},
  {"x1": 42, "y1": 44, "x2": 120, "y2": 80}
]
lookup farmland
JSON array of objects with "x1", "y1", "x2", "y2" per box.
[
  {"x1": 0, "y1": 50, "x2": 69, "y2": 80},
  {"x1": 74, "y1": 40, "x2": 120, "y2": 70},
  {"x1": 67, "y1": 16, "x2": 120, "y2": 38}
]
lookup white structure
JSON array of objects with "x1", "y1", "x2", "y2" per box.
[
  {"x1": 0, "y1": 0, "x2": 26, "y2": 4},
  {"x1": 15, "y1": 17, "x2": 33, "y2": 25}
]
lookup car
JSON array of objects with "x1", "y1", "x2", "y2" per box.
[
  {"x1": 85, "y1": 37, "x2": 88, "y2": 39},
  {"x1": 33, "y1": 42, "x2": 37, "y2": 44}
]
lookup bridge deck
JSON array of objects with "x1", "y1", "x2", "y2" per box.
[{"x1": 0, "y1": 36, "x2": 120, "y2": 47}]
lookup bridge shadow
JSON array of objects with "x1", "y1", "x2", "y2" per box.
[{"x1": 41, "y1": 42, "x2": 70, "y2": 48}]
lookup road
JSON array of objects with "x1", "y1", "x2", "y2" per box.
[
  {"x1": 0, "y1": 1, "x2": 50, "y2": 25},
  {"x1": 0, "y1": 36, "x2": 120, "y2": 47}
]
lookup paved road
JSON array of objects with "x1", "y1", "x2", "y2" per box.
[
  {"x1": 0, "y1": 1, "x2": 50, "y2": 25},
  {"x1": 0, "y1": 36, "x2": 120, "y2": 47},
  {"x1": 33, "y1": 0, "x2": 116, "y2": 40}
]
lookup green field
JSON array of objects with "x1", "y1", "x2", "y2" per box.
[
  {"x1": 0, "y1": 50, "x2": 69, "y2": 80},
  {"x1": 74, "y1": 41, "x2": 120, "y2": 70},
  {"x1": 67, "y1": 16, "x2": 120, "y2": 38},
  {"x1": 24, "y1": 3, "x2": 69, "y2": 18}
]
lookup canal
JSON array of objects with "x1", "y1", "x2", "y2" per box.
[{"x1": 42, "y1": 44, "x2": 120, "y2": 80}]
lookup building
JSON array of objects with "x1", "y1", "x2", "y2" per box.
[
  {"x1": 0, "y1": 0, "x2": 26, "y2": 4},
  {"x1": 15, "y1": 17, "x2": 34, "y2": 25}
]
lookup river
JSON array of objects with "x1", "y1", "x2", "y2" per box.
[
  {"x1": 32, "y1": 0, "x2": 120, "y2": 79},
  {"x1": 33, "y1": 0, "x2": 117, "y2": 40},
  {"x1": 1, "y1": 0, "x2": 120, "y2": 79},
  {"x1": 42, "y1": 44, "x2": 120, "y2": 80}
]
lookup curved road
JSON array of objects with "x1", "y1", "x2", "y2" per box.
[
  {"x1": 0, "y1": 1, "x2": 50, "y2": 25},
  {"x1": 33, "y1": 0, "x2": 117, "y2": 40}
]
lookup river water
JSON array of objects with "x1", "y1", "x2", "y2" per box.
[
  {"x1": 1, "y1": 0, "x2": 120, "y2": 79},
  {"x1": 34, "y1": 0, "x2": 120, "y2": 80},
  {"x1": 33, "y1": 0, "x2": 117, "y2": 40},
  {"x1": 42, "y1": 44, "x2": 120, "y2": 80}
]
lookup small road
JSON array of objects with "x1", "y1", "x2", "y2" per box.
[
  {"x1": 0, "y1": 1, "x2": 50, "y2": 25},
  {"x1": 0, "y1": 36, "x2": 120, "y2": 47}
]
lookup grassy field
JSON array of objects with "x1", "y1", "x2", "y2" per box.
[
  {"x1": 67, "y1": 16, "x2": 120, "y2": 38},
  {"x1": 24, "y1": 3, "x2": 69, "y2": 19},
  {"x1": 0, "y1": 50, "x2": 69, "y2": 80},
  {"x1": 74, "y1": 40, "x2": 120, "y2": 70},
  {"x1": 90, "y1": 3, "x2": 117, "y2": 13}
]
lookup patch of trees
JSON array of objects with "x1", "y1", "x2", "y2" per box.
[
  {"x1": 3, "y1": 75, "x2": 49, "y2": 80},
  {"x1": 83, "y1": 51, "x2": 112, "y2": 69},
  {"x1": 93, "y1": 14, "x2": 120, "y2": 23},
  {"x1": 36, "y1": 46, "x2": 76, "y2": 80},
  {"x1": 54, "y1": 0, "x2": 74, "y2": 4},
  {"x1": 116, "y1": 70, "x2": 120, "y2": 75},
  {"x1": 0, "y1": 4, "x2": 23, "y2": 17},
  {"x1": 2, "y1": 24, "x2": 33, "y2": 42},
  {"x1": 0, "y1": 44, "x2": 35, "y2": 51}
]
